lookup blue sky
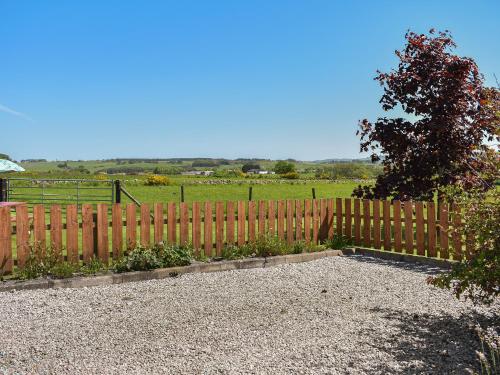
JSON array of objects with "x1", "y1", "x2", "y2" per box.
[{"x1": 1, "y1": 0, "x2": 499, "y2": 161}]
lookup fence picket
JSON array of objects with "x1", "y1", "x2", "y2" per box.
[
  {"x1": 415, "y1": 202, "x2": 425, "y2": 256},
  {"x1": 167, "y1": 202, "x2": 176, "y2": 245},
  {"x1": 336, "y1": 198, "x2": 342, "y2": 236},
  {"x1": 0, "y1": 207, "x2": 12, "y2": 273},
  {"x1": 404, "y1": 201, "x2": 414, "y2": 255},
  {"x1": 354, "y1": 199, "x2": 361, "y2": 245},
  {"x1": 277, "y1": 200, "x2": 285, "y2": 240},
  {"x1": 268, "y1": 201, "x2": 275, "y2": 237},
  {"x1": 141, "y1": 204, "x2": 151, "y2": 247},
  {"x1": 112, "y1": 204, "x2": 122, "y2": 259},
  {"x1": 66, "y1": 205, "x2": 79, "y2": 262},
  {"x1": 312, "y1": 200, "x2": 319, "y2": 244},
  {"x1": 97, "y1": 204, "x2": 109, "y2": 263},
  {"x1": 50, "y1": 205, "x2": 63, "y2": 258},
  {"x1": 320, "y1": 199, "x2": 327, "y2": 242},
  {"x1": 15, "y1": 205, "x2": 30, "y2": 268},
  {"x1": 153, "y1": 203, "x2": 164, "y2": 244},
  {"x1": 439, "y1": 203, "x2": 449, "y2": 259},
  {"x1": 373, "y1": 199, "x2": 381, "y2": 249},
  {"x1": 33, "y1": 205, "x2": 46, "y2": 254},
  {"x1": 126, "y1": 204, "x2": 137, "y2": 250},
  {"x1": 345, "y1": 199, "x2": 352, "y2": 240},
  {"x1": 238, "y1": 201, "x2": 246, "y2": 246},
  {"x1": 180, "y1": 202, "x2": 189, "y2": 246},
  {"x1": 327, "y1": 199, "x2": 334, "y2": 240},
  {"x1": 258, "y1": 201, "x2": 266, "y2": 238},
  {"x1": 286, "y1": 200, "x2": 294, "y2": 245},
  {"x1": 82, "y1": 204, "x2": 94, "y2": 262},
  {"x1": 427, "y1": 202, "x2": 437, "y2": 258},
  {"x1": 248, "y1": 201, "x2": 256, "y2": 243},
  {"x1": 393, "y1": 201, "x2": 402, "y2": 252},
  {"x1": 204, "y1": 202, "x2": 213, "y2": 257}
]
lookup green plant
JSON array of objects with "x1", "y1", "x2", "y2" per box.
[
  {"x1": 323, "y1": 234, "x2": 353, "y2": 250},
  {"x1": 282, "y1": 172, "x2": 299, "y2": 180},
  {"x1": 159, "y1": 244, "x2": 192, "y2": 267},
  {"x1": 49, "y1": 262, "x2": 78, "y2": 279},
  {"x1": 80, "y1": 256, "x2": 107, "y2": 275},
  {"x1": 144, "y1": 174, "x2": 171, "y2": 186},
  {"x1": 476, "y1": 325, "x2": 499, "y2": 375},
  {"x1": 113, "y1": 246, "x2": 162, "y2": 273}
]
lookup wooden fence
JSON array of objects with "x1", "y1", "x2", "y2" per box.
[{"x1": 0, "y1": 198, "x2": 469, "y2": 273}]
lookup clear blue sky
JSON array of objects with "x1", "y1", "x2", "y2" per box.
[{"x1": 1, "y1": 0, "x2": 499, "y2": 161}]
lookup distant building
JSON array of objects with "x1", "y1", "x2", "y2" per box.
[
  {"x1": 181, "y1": 170, "x2": 214, "y2": 176},
  {"x1": 246, "y1": 169, "x2": 275, "y2": 175}
]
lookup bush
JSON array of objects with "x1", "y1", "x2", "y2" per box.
[
  {"x1": 428, "y1": 189, "x2": 499, "y2": 305},
  {"x1": 274, "y1": 161, "x2": 295, "y2": 174},
  {"x1": 144, "y1": 175, "x2": 171, "y2": 186},
  {"x1": 281, "y1": 172, "x2": 299, "y2": 179},
  {"x1": 323, "y1": 235, "x2": 353, "y2": 250}
]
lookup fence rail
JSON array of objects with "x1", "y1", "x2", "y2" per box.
[{"x1": 0, "y1": 198, "x2": 468, "y2": 273}]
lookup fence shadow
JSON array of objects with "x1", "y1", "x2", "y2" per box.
[
  {"x1": 343, "y1": 253, "x2": 447, "y2": 276},
  {"x1": 359, "y1": 307, "x2": 498, "y2": 374}
]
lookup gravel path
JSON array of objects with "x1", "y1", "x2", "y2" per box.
[{"x1": 0, "y1": 256, "x2": 497, "y2": 374}]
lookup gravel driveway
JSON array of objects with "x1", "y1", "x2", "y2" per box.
[{"x1": 0, "y1": 256, "x2": 497, "y2": 374}]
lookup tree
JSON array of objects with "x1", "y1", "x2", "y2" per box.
[
  {"x1": 353, "y1": 30, "x2": 499, "y2": 201},
  {"x1": 242, "y1": 163, "x2": 261, "y2": 173},
  {"x1": 0, "y1": 153, "x2": 11, "y2": 161},
  {"x1": 274, "y1": 161, "x2": 295, "y2": 174}
]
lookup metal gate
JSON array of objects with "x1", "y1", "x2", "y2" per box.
[{"x1": 1, "y1": 178, "x2": 115, "y2": 206}]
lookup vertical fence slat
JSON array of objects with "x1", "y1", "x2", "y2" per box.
[
  {"x1": 204, "y1": 202, "x2": 213, "y2": 257},
  {"x1": 50, "y1": 205, "x2": 63, "y2": 258},
  {"x1": 404, "y1": 201, "x2": 414, "y2": 255},
  {"x1": 327, "y1": 199, "x2": 334, "y2": 240},
  {"x1": 304, "y1": 200, "x2": 311, "y2": 244},
  {"x1": 345, "y1": 199, "x2": 352, "y2": 240},
  {"x1": 112, "y1": 204, "x2": 122, "y2": 259},
  {"x1": 277, "y1": 200, "x2": 285, "y2": 240},
  {"x1": 66, "y1": 204, "x2": 79, "y2": 263},
  {"x1": 354, "y1": 199, "x2": 361, "y2": 245},
  {"x1": 268, "y1": 201, "x2": 275, "y2": 237},
  {"x1": 362, "y1": 199, "x2": 371, "y2": 248},
  {"x1": 319, "y1": 199, "x2": 327, "y2": 242},
  {"x1": 286, "y1": 200, "x2": 294, "y2": 245},
  {"x1": 33, "y1": 205, "x2": 46, "y2": 254},
  {"x1": 248, "y1": 200, "x2": 256, "y2": 243},
  {"x1": 0, "y1": 207, "x2": 12, "y2": 274},
  {"x1": 15, "y1": 205, "x2": 29, "y2": 268},
  {"x1": 383, "y1": 200, "x2": 391, "y2": 251},
  {"x1": 237, "y1": 201, "x2": 246, "y2": 246},
  {"x1": 336, "y1": 198, "x2": 342, "y2": 236},
  {"x1": 215, "y1": 201, "x2": 224, "y2": 254},
  {"x1": 180, "y1": 202, "x2": 189, "y2": 246},
  {"x1": 226, "y1": 201, "x2": 235, "y2": 245},
  {"x1": 312, "y1": 200, "x2": 319, "y2": 244},
  {"x1": 415, "y1": 202, "x2": 425, "y2": 256},
  {"x1": 141, "y1": 204, "x2": 151, "y2": 247},
  {"x1": 295, "y1": 200, "x2": 302, "y2": 241},
  {"x1": 373, "y1": 199, "x2": 381, "y2": 249},
  {"x1": 97, "y1": 204, "x2": 109, "y2": 263},
  {"x1": 82, "y1": 204, "x2": 94, "y2": 262},
  {"x1": 167, "y1": 202, "x2": 176, "y2": 245},
  {"x1": 439, "y1": 203, "x2": 449, "y2": 259},
  {"x1": 427, "y1": 202, "x2": 437, "y2": 258},
  {"x1": 192, "y1": 202, "x2": 201, "y2": 254},
  {"x1": 258, "y1": 200, "x2": 266, "y2": 238},
  {"x1": 154, "y1": 203, "x2": 164, "y2": 244},
  {"x1": 126, "y1": 204, "x2": 137, "y2": 250},
  {"x1": 393, "y1": 201, "x2": 402, "y2": 253},
  {"x1": 452, "y1": 203, "x2": 462, "y2": 261}
]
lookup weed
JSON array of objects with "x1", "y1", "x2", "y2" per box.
[{"x1": 323, "y1": 234, "x2": 352, "y2": 250}]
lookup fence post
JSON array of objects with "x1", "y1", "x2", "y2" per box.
[
  {"x1": 114, "y1": 180, "x2": 121, "y2": 203},
  {"x1": 92, "y1": 212, "x2": 98, "y2": 256},
  {"x1": 180, "y1": 185, "x2": 185, "y2": 202},
  {"x1": 0, "y1": 178, "x2": 6, "y2": 202},
  {"x1": 248, "y1": 186, "x2": 253, "y2": 201},
  {"x1": 312, "y1": 188, "x2": 316, "y2": 200}
]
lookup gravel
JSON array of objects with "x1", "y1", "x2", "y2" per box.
[{"x1": 0, "y1": 255, "x2": 497, "y2": 374}]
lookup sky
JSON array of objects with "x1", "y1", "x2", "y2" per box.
[{"x1": 1, "y1": 0, "x2": 499, "y2": 161}]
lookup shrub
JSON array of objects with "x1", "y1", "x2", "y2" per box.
[
  {"x1": 282, "y1": 172, "x2": 299, "y2": 179},
  {"x1": 144, "y1": 175, "x2": 170, "y2": 186},
  {"x1": 428, "y1": 189, "x2": 499, "y2": 305},
  {"x1": 323, "y1": 235, "x2": 353, "y2": 250},
  {"x1": 274, "y1": 161, "x2": 295, "y2": 174}
]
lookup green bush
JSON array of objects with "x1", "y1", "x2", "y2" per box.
[
  {"x1": 282, "y1": 172, "x2": 299, "y2": 179},
  {"x1": 323, "y1": 235, "x2": 353, "y2": 250}
]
